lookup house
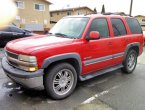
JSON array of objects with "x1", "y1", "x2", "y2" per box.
[
  {"x1": 50, "y1": 6, "x2": 95, "y2": 28},
  {"x1": 13, "y1": 0, "x2": 52, "y2": 33},
  {"x1": 135, "y1": 15, "x2": 145, "y2": 31}
]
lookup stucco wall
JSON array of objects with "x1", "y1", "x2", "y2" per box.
[{"x1": 14, "y1": 0, "x2": 50, "y2": 30}]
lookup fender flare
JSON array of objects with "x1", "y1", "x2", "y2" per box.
[
  {"x1": 124, "y1": 42, "x2": 140, "y2": 60},
  {"x1": 41, "y1": 53, "x2": 82, "y2": 74}
]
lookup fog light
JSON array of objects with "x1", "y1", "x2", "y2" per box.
[
  {"x1": 19, "y1": 66, "x2": 38, "y2": 72},
  {"x1": 28, "y1": 67, "x2": 38, "y2": 72}
]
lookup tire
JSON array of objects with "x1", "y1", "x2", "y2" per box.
[
  {"x1": 0, "y1": 41, "x2": 6, "y2": 47},
  {"x1": 44, "y1": 63, "x2": 77, "y2": 100},
  {"x1": 0, "y1": 41, "x2": 4, "y2": 47},
  {"x1": 121, "y1": 49, "x2": 137, "y2": 74}
]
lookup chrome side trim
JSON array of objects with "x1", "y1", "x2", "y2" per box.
[
  {"x1": 84, "y1": 55, "x2": 112, "y2": 66},
  {"x1": 84, "y1": 52, "x2": 124, "y2": 66},
  {"x1": 113, "y1": 52, "x2": 124, "y2": 59}
]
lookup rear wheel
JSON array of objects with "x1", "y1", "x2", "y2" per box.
[
  {"x1": 121, "y1": 50, "x2": 137, "y2": 74},
  {"x1": 44, "y1": 63, "x2": 77, "y2": 100}
]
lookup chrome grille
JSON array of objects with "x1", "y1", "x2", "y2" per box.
[
  {"x1": 9, "y1": 60, "x2": 18, "y2": 67},
  {"x1": 6, "y1": 51, "x2": 19, "y2": 68},
  {"x1": 6, "y1": 51, "x2": 18, "y2": 59}
]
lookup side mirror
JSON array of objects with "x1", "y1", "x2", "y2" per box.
[{"x1": 88, "y1": 31, "x2": 100, "y2": 40}]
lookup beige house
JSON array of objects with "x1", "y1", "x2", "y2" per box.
[
  {"x1": 135, "y1": 15, "x2": 145, "y2": 31},
  {"x1": 50, "y1": 6, "x2": 95, "y2": 28},
  {"x1": 13, "y1": 0, "x2": 51, "y2": 32}
]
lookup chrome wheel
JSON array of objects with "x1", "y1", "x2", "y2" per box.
[
  {"x1": 53, "y1": 69, "x2": 74, "y2": 96},
  {"x1": 127, "y1": 53, "x2": 136, "y2": 71}
]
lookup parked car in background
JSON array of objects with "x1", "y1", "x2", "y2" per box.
[{"x1": 0, "y1": 25, "x2": 34, "y2": 47}]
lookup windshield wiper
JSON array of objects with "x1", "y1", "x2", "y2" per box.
[{"x1": 54, "y1": 33, "x2": 68, "y2": 37}]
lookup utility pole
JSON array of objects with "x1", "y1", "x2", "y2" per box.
[{"x1": 129, "y1": 0, "x2": 133, "y2": 16}]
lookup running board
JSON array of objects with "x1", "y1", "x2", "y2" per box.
[{"x1": 79, "y1": 64, "x2": 123, "y2": 81}]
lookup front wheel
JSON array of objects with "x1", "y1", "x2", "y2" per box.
[
  {"x1": 44, "y1": 63, "x2": 77, "y2": 100},
  {"x1": 121, "y1": 50, "x2": 137, "y2": 74}
]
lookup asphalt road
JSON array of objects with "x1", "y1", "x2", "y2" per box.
[{"x1": 0, "y1": 48, "x2": 145, "y2": 110}]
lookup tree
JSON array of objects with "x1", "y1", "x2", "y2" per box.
[
  {"x1": 101, "y1": 4, "x2": 105, "y2": 14},
  {"x1": 94, "y1": 7, "x2": 97, "y2": 14}
]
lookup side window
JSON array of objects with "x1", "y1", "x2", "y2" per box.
[
  {"x1": 2, "y1": 27, "x2": 11, "y2": 32},
  {"x1": 87, "y1": 18, "x2": 109, "y2": 38},
  {"x1": 126, "y1": 18, "x2": 142, "y2": 34},
  {"x1": 111, "y1": 18, "x2": 127, "y2": 36},
  {"x1": 10, "y1": 27, "x2": 24, "y2": 33}
]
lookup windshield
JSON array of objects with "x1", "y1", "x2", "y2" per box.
[{"x1": 49, "y1": 17, "x2": 89, "y2": 39}]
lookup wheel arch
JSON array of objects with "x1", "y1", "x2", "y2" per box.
[
  {"x1": 42, "y1": 53, "x2": 82, "y2": 79},
  {"x1": 124, "y1": 42, "x2": 140, "y2": 61}
]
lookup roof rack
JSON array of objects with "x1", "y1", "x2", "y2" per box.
[
  {"x1": 85, "y1": 12, "x2": 131, "y2": 17},
  {"x1": 103, "y1": 12, "x2": 130, "y2": 16}
]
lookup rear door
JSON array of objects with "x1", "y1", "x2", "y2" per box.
[
  {"x1": 82, "y1": 18, "x2": 114, "y2": 75},
  {"x1": 110, "y1": 18, "x2": 128, "y2": 65}
]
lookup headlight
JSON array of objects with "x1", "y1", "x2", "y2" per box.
[
  {"x1": 18, "y1": 55, "x2": 38, "y2": 72},
  {"x1": 19, "y1": 55, "x2": 37, "y2": 63}
]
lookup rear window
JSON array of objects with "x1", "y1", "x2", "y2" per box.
[
  {"x1": 111, "y1": 18, "x2": 127, "y2": 36},
  {"x1": 126, "y1": 18, "x2": 142, "y2": 34}
]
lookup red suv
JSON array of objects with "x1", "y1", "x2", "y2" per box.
[{"x1": 2, "y1": 15, "x2": 143, "y2": 99}]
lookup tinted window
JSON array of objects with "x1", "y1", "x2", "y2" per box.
[
  {"x1": 10, "y1": 26, "x2": 24, "y2": 33},
  {"x1": 126, "y1": 18, "x2": 142, "y2": 34},
  {"x1": 1, "y1": 27, "x2": 11, "y2": 32},
  {"x1": 67, "y1": 11, "x2": 71, "y2": 15},
  {"x1": 111, "y1": 18, "x2": 127, "y2": 36},
  {"x1": 87, "y1": 18, "x2": 109, "y2": 38}
]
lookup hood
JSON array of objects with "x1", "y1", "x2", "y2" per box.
[{"x1": 6, "y1": 35, "x2": 74, "y2": 54}]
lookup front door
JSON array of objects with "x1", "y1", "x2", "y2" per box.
[{"x1": 82, "y1": 18, "x2": 114, "y2": 75}]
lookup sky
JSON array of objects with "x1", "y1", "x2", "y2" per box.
[{"x1": 49, "y1": 0, "x2": 145, "y2": 16}]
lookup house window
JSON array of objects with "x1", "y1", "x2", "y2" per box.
[
  {"x1": 50, "y1": 13, "x2": 53, "y2": 17},
  {"x1": 67, "y1": 11, "x2": 71, "y2": 15},
  {"x1": 142, "y1": 19, "x2": 145, "y2": 22},
  {"x1": 78, "y1": 12, "x2": 83, "y2": 15},
  {"x1": 35, "y1": 4, "x2": 45, "y2": 11},
  {"x1": 15, "y1": 1, "x2": 24, "y2": 9}
]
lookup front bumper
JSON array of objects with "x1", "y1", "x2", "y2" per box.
[{"x1": 1, "y1": 57, "x2": 44, "y2": 90}]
